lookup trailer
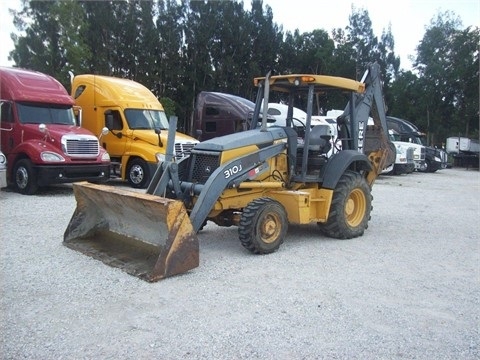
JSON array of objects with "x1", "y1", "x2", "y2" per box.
[{"x1": 446, "y1": 137, "x2": 479, "y2": 168}]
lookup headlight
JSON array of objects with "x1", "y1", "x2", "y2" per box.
[
  {"x1": 434, "y1": 156, "x2": 441, "y2": 162},
  {"x1": 156, "y1": 153, "x2": 166, "y2": 162},
  {"x1": 101, "y1": 152, "x2": 111, "y2": 162},
  {"x1": 41, "y1": 151, "x2": 65, "y2": 162}
]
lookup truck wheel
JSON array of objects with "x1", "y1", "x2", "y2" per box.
[
  {"x1": 418, "y1": 160, "x2": 428, "y2": 172},
  {"x1": 238, "y1": 198, "x2": 288, "y2": 254},
  {"x1": 13, "y1": 159, "x2": 39, "y2": 195},
  {"x1": 425, "y1": 160, "x2": 438, "y2": 173},
  {"x1": 127, "y1": 158, "x2": 150, "y2": 188},
  {"x1": 320, "y1": 171, "x2": 371, "y2": 239}
]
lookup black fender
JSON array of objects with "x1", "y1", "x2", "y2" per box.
[{"x1": 321, "y1": 150, "x2": 372, "y2": 189}]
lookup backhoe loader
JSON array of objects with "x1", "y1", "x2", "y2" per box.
[{"x1": 64, "y1": 63, "x2": 395, "y2": 282}]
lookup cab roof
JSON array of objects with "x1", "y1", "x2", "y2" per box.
[
  {"x1": 0, "y1": 66, "x2": 73, "y2": 105},
  {"x1": 253, "y1": 74, "x2": 365, "y2": 93},
  {"x1": 72, "y1": 74, "x2": 162, "y2": 109}
]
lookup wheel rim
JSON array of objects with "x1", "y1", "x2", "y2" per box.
[
  {"x1": 345, "y1": 188, "x2": 366, "y2": 227},
  {"x1": 260, "y1": 213, "x2": 282, "y2": 244},
  {"x1": 129, "y1": 164, "x2": 144, "y2": 184},
  {"x1": 16, "y1": 167, "x2": 28, "y2": 189}
]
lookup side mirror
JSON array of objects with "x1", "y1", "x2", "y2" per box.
[
  {"x1": 73, "y1": 105, "x2": 82, "y2": 126},
  {"x1": 98, "y1": 127, "x2": 109, "y2": 141}
]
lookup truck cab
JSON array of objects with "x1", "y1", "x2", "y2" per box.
[
  {"x1": 193, "y1": 92, "x2": 257, "y2": 141},
  {"x1": 387, "y1": 116, "x2": 446, "y2": 172},
  {"x1": 383, "y1": 130, "x2": 416, "y2": 175},
  {"x1": 0, "y1": 67, "x2": 111, "y2": 195},
  {"x1": 71, "y1": 75, "x2": 198, "y2": 188}
]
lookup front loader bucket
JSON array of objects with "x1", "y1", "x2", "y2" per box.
[{"x1": 63, "y1": 182, "x2": 199, "y2": 282}]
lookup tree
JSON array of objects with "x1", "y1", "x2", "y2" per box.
[
  {"x1": 154, "y1": 0, "x2": 184, "y2": 98},
  {"x1": 10, "y1": 0, "x2": 91, "y2": 88},
  {"x1": 79, "y1": 0, "x2": 118, "y2": 75},
  {"x1": 388, "y1": 70, "x2": 426, "y2": 124},
  {"x1": 248, "y1": 0, "x2": 283, "y2": 88},
  {"x1": 9, "y1": 0, "x2": 420, "y2": 138},
  {"x1": 331, "y1": 27, "x2": 357, "y2": 78},
  {"x1": 346, "y1": 6, "x2": 378, "y2": 80},
  {"x1": 279, "y1": 29, "x2": 334, "y2": 75},
  {"x1": 447, "y1": 26, "x2": 479, "y2": 138},
  {"x1": 344, "y1": 7, "x2": 400, "y2": 86},
  {"x1": 414, "y1": 11, "x2": 479, "y2": 143}
]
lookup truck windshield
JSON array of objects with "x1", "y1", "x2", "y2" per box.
[
  {"x1": 125, "y1": 109, "x2": 170, "y2": 130},
  {"x1": 16, "y1": 103, "x2": 76, "y2": 125},
  {"x1": 391, "y1": 133, "x2": 401, "y2": 141},
  {"x1": 415, "y1": 136, "x2": 428, "y2": 146},
  {"x1": 399, "y1": 133, "x2": 428, "y2": 146}
]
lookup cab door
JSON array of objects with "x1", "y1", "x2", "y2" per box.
[
  {"x1": 102, "y1": 108, "x2": 127, "y2": 158},
  {"x1": 0, "y1": 101, "x2": 16, "y2": 155}
]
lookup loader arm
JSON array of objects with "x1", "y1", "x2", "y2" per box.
[{"x1": 148, "y1": 140, "x2": 288, "y2": 233}]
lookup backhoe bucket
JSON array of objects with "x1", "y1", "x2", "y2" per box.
[{"x1": 63, "y1": 182, "x2": 199, "y2": 282}]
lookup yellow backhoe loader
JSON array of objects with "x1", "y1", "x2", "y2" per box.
[{"x1": 64, "y1": 63, "x2": 395, "y2": 282}]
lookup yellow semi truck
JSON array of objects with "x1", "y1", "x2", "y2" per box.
[{"x1": 71, "y1": 74, "x2": 198, "y2": 188}]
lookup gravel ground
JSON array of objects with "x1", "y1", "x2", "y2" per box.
[{"x1": 1, "y1": 168, "x2": 479, "y2": 359}]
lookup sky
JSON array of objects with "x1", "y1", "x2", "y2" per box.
[
  {"x1": 263, "y1": 0, "x2": 479, "y2": 70},
  {"x1": 1, "y1": 0, "x2": 479, "y2": 70}
]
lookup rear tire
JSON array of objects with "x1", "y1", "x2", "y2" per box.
[
  {"x1": 238, "y1": 198, "x2": 288, "y2": 254},
  {"x1": 320, "y1": 171, "x2": 371, "y2": 239},
  {"x1": 13, "y1": 159, "x2": 39, "y2": 195},
  {"x1": 127, "y1": 158, "x2": 150, "y2": 188}
]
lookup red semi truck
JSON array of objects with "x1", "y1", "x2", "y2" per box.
[{"x1": 0, "y1": 67, "x2": 110, "y2": 195}]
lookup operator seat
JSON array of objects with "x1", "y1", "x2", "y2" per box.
[{"x1": 308, "y1": 124, "x2": 333, "y2": 154}]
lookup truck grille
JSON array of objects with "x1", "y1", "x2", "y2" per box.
[
  {"x1": 175, "y1": 143, "x2": 196, "y2": 160},
  {"x1": 438, "y1": 149, "x2": 448, "y2": 163},
  {"x1": 420, "y1": 147, "x2": 426, "y2": 160},
  {"x1": 63, "y1": 135, "x2": 100, "y2": 158},
  {"x1": 406, "y1": 148, "x2": 414, "y2": 162},
  {"x1": 189, "y1": 152, "x2": 220, "y2": 184}
]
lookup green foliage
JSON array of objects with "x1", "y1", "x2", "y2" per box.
[
  {"x1": 411, "y1": 11, "x2": 479, "y2": 142},
  {"x1": 159, "y1": 97, "x2": 177, "y2": 120},
  {"x1": 10, "y1": 0, "x2": 91, "y2": 88},
  {"x1": 8, "y1": 0, "x2": 478, "y2": 141}
]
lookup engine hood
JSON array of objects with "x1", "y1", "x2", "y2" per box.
[
  {"x1": 23, "y1": 124, "x2": 98, "y2": 142},
  {"x1": 131, "y1": 129, "x2": 198, "y2": 148}
]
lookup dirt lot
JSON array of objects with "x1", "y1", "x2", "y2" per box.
[{"x1": 1, "y1": 168, "x2": 479, "y2": 359}]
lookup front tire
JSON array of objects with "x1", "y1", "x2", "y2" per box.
[
  {"x1": 320, "y1": 171, "x2": 371, "y2": 239},
  {"x1": 238, "y1": 198, "x2": 288, "y2": 254},
  {"x1": 13, "y1": 159, "x2": 39, "y2": 195},
  {"x1": 127, "y1": 158, "x2": 150, "y2": 188},
  {"x1": 425, "y1": 160, "x2": 438, "y2": 173}
]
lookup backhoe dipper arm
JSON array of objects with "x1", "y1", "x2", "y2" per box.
[{"x1": 339, "y1": 63, "x2": 395, "y2": 178}]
